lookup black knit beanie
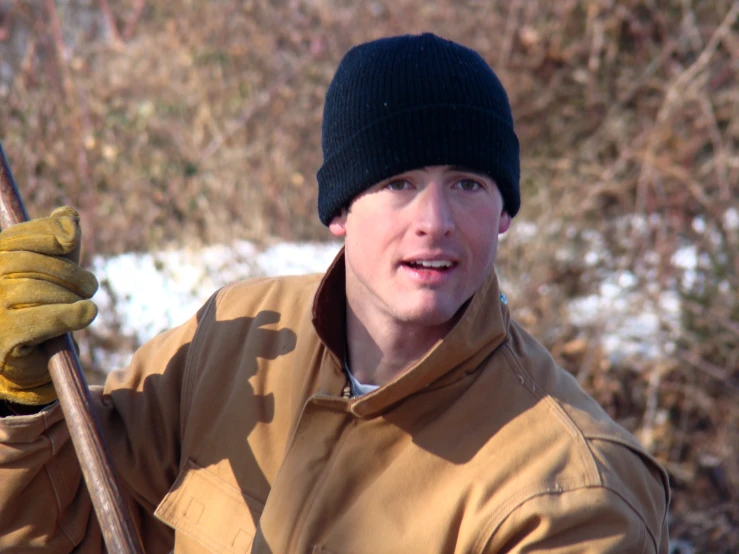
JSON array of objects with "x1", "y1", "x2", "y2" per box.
[{"x1": 317, "y1": 32, "x2": 520, "y2": 226}]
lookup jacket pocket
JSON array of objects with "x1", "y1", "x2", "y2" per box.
[{"x1": 154, "y1": 459, "x2": 265, "y2": 554}]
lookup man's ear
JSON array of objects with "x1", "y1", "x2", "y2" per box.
[
  {"x1": 498, "y1": 211, "x2": 512, "y2": 234},
  {"x1": 328, "y1": 209, "x2": 348, "y2": 237}
]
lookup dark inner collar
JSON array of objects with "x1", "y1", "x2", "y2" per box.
[{"x1": 311, "y1": 249, "x2": 347, "y2": 360}]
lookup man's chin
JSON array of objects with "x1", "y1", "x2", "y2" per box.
[{"x1": 395, "y1": 301, "x2": 462, "y2": 328}]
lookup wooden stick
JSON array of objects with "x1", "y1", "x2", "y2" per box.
[{"x1": 0, "y1": 143, "x2": 145, "y2": 553}]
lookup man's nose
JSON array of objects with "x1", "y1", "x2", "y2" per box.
[{"x1": 413, "y1": 185, "x2": 455, "y2": 237}]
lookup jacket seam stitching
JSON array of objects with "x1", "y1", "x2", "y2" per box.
[
  {"x1": 44, "y1": 411, "x2": 57, "y2": 455},
  {"x1": 587, "y1": 433, "x2": 672, "y2": 510},
  {"x1": 597, "y1": 484, "x2": 659, "y2": 551},
  {"x1": 0, "y1": 400, "x2": 60, "y2": 429},
  {"x1": 155, "y1": 460, "x2": 262, "y2": 553},
  {"x1": 473, "y1": 482, "x2": 582, "y2": 553},
  {"x1": 486, "y1": 477, "x2": 590, "y2": 531},
  {"x1": 475, "y1": 484, "x2": 654, "y2": 553},
  {"x1": 501, "y1": 343, "x2": 602, "y2": 486},
  {"x1": 184, "y1": 458, "x2": 266, "y2": 509},
  {"x1": 44, "y1": 461, "x2": 79, "y2": 547},
  {"x1": 157, "y1": 515, "x2": 241, "y2": 554},
  {"x1": 587, "y1": 434, "x2": 672, "y2": 535},
  {"x1": 640, "y1": 521, "x2": 648, "y2": 554}
]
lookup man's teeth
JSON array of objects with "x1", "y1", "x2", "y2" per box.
[{"x1": 410, "y1": 260, "x2": 453, "y2": 268}]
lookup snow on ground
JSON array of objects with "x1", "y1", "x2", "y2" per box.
[
  {"x1": 566, "y1": 271, "x2": 682, "y2": 361},
  {"x1": 561, "y1": 241, "x2": 700, "y2": 362}
]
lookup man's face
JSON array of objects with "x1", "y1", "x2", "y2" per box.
[{"x1": 329, "y1": 165, "x2": 511, "y2": 332}]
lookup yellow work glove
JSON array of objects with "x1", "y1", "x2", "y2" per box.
[{"x1": 0, "y1": 207, "x2": 98, "y2": 405}]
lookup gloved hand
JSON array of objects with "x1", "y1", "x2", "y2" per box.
[{"x1": 0, "y1": 207, "x2": 98, "y2": 405}]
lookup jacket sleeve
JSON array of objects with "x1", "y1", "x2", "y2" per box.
[
  {"x1": 0, "y1": 290, "x2": 220, "y2": 553},
  {"x1": 481, "y1": 485, "x2": 670, "y2": 554}
]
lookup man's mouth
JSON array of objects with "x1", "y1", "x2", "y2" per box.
[{"x1": 402, "y1": 260, "x2": 457, "y2": 270}]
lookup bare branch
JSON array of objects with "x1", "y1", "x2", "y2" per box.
[
  {"x1": 122, "y1": 0, "x2": 146, "y2": 41},
  {"x1": 97, "y1": 0, "x2": 123, "y2": 47}
]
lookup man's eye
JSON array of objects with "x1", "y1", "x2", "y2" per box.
[
  {"x1": 456, "y1": 179, "x2": 482, "y2": 191},
  {"x1": 387, "y1": 180, "x2": 411, "y2": 191}
]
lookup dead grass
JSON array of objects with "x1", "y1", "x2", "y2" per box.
[{"x1": 0, "y1": 0, "x2": 737, "y2": 550}]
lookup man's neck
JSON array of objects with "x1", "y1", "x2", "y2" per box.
[{"x1": 344, "y1": 304, "x2": 454, "y2": 386}]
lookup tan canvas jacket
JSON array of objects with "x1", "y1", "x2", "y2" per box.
[{"x1": 0, "y1": 252, "x2": 670, "y2": 553}]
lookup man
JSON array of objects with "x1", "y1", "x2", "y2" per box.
[{"x1": 0, "y1": 33, "x2": 670, "y2": 552}]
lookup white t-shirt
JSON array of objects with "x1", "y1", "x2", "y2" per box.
[{"x1": 345, "y1": 365, "x2": 380, "y2": 397}]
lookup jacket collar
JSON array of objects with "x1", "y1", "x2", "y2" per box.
[{"x1": 312, "y1": 249, "x2": 510, "y2": 418}]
